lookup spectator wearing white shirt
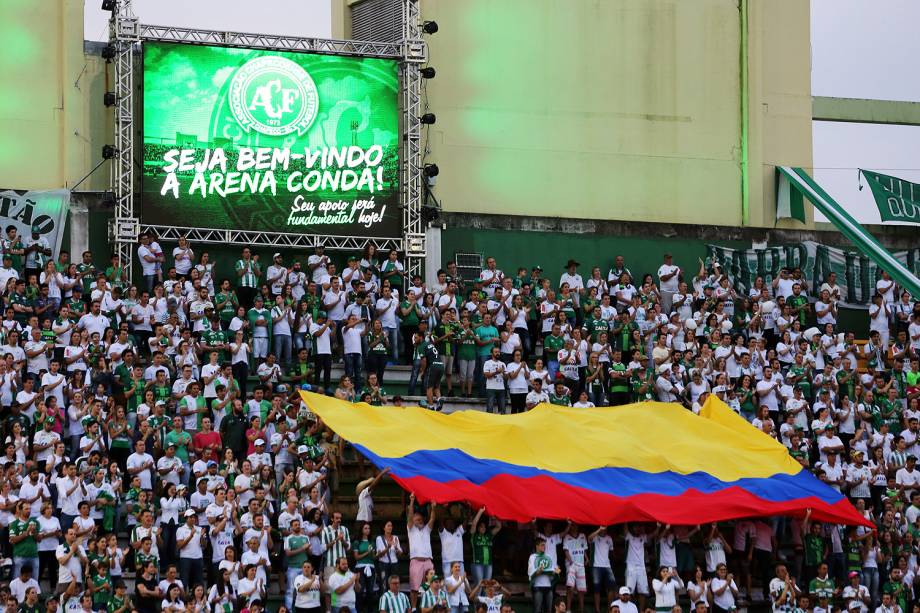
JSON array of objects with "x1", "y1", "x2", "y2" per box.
[
  {"x1": 439, "y1": 519, "x2": 465, "y2": 577},
  {"x1": 176, "y1": 509, "x2": 205, "y2": 591},
  {"x1": 657, "y1": 253, "x2": 681, "y2": 315},
  {"x1": 588, "y1": 526, "x2": 615, "y2": 612},
  {"x1": 483, "y1": 347, "x2": 506, "y2": 414}
]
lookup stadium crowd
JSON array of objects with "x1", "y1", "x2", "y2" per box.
[{"x1": 0, "y1": 228, "x2": 918, "y2": 613}]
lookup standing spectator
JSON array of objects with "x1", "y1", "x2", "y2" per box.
[
  {"x1": 482, "y1": 347, "x2": 506, "y2": 414},
  {"x1": 176, "y1": 509, "x2": 205, "y2": 590},
  {"x1": 407, "y1": 494, "x2": 437, "y2": 611},
  {"x1": 137, "y1": 233, "x2": 161, "y2": 294},
  {"x1": 23, "y1": 225, "x2": 52, "y2": 283},
  {"x1": 9, "y1": 501, "x2": 40, "y2": 580},
  {"x1": 657, "y1": 253, "x2": 681, "y2": 315},
  {"x1": 235, "y1": 248, "x2": 261, "y2": 310},
  {"x1": 528, "y1": 539, "x2": 558, "y2": 613},
  {"x1": 172, "y1": 237, "x2": 194, "y2": 278}
]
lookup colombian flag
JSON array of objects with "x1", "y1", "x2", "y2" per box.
[{"x1": 301, "y1": 391, "x2": 871, "y2": 527}]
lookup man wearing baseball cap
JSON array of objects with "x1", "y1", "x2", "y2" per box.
[
  {"x1": 615, "y1": 587, "x2": 638, "y2": 613},
  {"x1": 267, "y1": 253, "x2": 286, "y2": 297},
  {"x1": 248, "y1": 438, "x2": 271, "y2": 472},
  {"x1": 176, "y1": 508, "x2": 205, "y2": 589},
  {"x1": 0, "y1": 252, "x2": 18, "y2": 289}
]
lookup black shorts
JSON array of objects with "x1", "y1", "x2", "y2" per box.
[{"x1": 427, "y1": 366, "x2": 445, "y2": 389}]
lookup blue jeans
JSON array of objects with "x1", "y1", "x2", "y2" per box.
[
  {"x1": 344, "y1": 352, "x2": 364, "y2": 391},
  {"x1": 470, "y1": 563, "x2": 492, "y2": 585},
  {"x1": 384, "y1": 327, "x2": 399, "y2": 362},
  {"x1": 293, "y1": 331, "x2": 309, "y2": 352},
  {"x1": 179, "y1": 557, "x2": 204, "y2": 592},
  {"x1": 863, "y1": 566, "x2": 880, "y2": 605},
  {"x1": 475, "y1": 355, "x2": 489, "y2": 396},
  {"x1": 60, "y1": 513, "x2": 76, "y2": 533},
  {"x1": 407, "y1": 358, "x2": 423, "y2": 396},
  {"x1": 486, "y1": 389, "x2": 506, "y2": 414},
  {"x1": 12, "y1": 556, "x2": 39, "y2": 581},
  {"x1": 274, "y1": 334, "x2": 293, "y2": 366},
  {"x1": 285, "y1": 566, "x2": 300, "y2": 610}
]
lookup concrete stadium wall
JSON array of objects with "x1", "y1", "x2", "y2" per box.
[
  {"x1": 0, "y1": 0, "x2": 112, "y2": 193},
  {"x1": 335, "y1": 0, "x2": 814, "y2": 229}
]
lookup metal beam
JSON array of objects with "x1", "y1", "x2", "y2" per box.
[
  {"x1": 813, "y1": 96, "x2": 920, "y2": 127},
  {"x1": 138, "y1": 24, "x2": 403, "y2": 58}
]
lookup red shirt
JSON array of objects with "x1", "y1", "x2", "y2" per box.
[{"x1": 192, "y1": 430, "x2": 222, "y2": 462}]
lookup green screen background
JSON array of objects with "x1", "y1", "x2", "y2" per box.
[{"x1": 142, "y1": 42, "x2": 401, "y2": 237}]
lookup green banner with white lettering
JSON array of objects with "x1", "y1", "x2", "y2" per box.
[
  {"x1": 860, "y1": 169, "x2": 920, "y2": 224},
  {"x1": 0, "y1": 189, "x2": 70, "y2": 258}
]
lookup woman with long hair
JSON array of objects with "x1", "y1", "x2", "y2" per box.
[
  {"x1": 375, "y1": 520, "x2": 402, "y2": 593},
  {"x1": 36, "y1": 500, "x2": 62, "y2": 587},
  {"x1": 365, "y1": 319, "x2": 389, "y2": 385},
  {"x1": 161, "y1": 583, "x2": 186, "y2": 613},
  {"x1": 652, "y1": 565, "x2": 685, "y2": 612},
  {"x1": 159, "y1": 482, "x2": 186, "y2": 568},
  {"x1": 506, "y1": 349, "x2": 530, "y2": 414},
  {"x1": 230, "y1": 329, "x2": 250, "y2": 399},
  {"x1": 293, "y1": 301, "x2": 313, "y2": 355},
  {"x1": 303, "y1": 507, "x2": 325, "y2": 572},
  {"x1": 353, "y1": 522, "x2": 378, "y2": 613},
  {"x1": 208, "y1": 567, "x2": 237, "y2": 613},
  {"x1": 107, "y1": 404, "x2": 132, "y2": 473}
]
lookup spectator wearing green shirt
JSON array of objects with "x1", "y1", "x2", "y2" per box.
[
  {"x1": 9, "y1": 501, "x2": 40, "y2": 580},
  {"x1": 456, "y1": 316, "x2": 478, "y2": 398},
  {"x1": 474, "y1": 313, "x2": 499, "y2": 397},
  {"x1": 407, "y1": 321, "x2": 430, "y2": 397},
  {"x1": 359, "y1": 372, "x2": 387, "y2": 407},
  {"x1": 543, "y1": 323, "x2": 565, "y2": 382},
  {"x1": 788, "y1": 283, "x2": 809, "y2": 327},
  {"x1": 89, "y1": 559, "x2": 113, "y2": 611},
  {"x1": 284, "y1": 518, "x2": 312, "y2": 610},
  {"x1": 107, "y1": 581, "x2": 132, "y2": 613},
  {"x1": 353, "y1": 522, "x2": 378, "y2": 613},
  {"x1": 164, "y1": 417, "x2": 193, "y2": 483},
  {"x1": 247, "y1": 295, "x2": 272, "y2": 365},
  {"x1": 807, "y1": 562, "x2": 835, "y2": 601},
  {"x1": 432, "y1": 309, "x2": 460, "y2": 397},
  {"x1": 18, "y1": 585, "x2": 42, "y2": 613},
  {"x1": 802, "y1": 510, "x2": 827, "y2": 587},
  {"x1": 2, "y1": 225, "x2": 24, "y2": 271},
  {"x1": 235, "y1": 247, "x2": 261, "y2": 310},
  {"x1": 215, "y1": 278, "x2": 240, "y2": 328},
  {"x1": 469, "y1": 507, "x2": 501, "y2": 585},
  {"x1": 882, "y1": 567, "x2": 908, "y2": 613},
  {"x1": 400, "y1": 283, "x2": 423, "y2": 360},
  {"x1": 548, "y1": 381, "x2": 572, "y2": 407},
  {"x1": 201, "y1": 316, "x2": 229, "y2": 363}
]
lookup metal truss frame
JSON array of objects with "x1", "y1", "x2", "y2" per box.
[
  {"x1": 401, "y1": 0, "x2": 427, "y2": 282},
  {"x1": 140, "y1": 225, "x2": 403, "y2": 252},
  {"x1": 109, "y1": 0, "x2": 140, "y2": 277},
  {"x1": 110, "y1": 0, "x2": 427, "y2": 282},
  {"x1": 137, "y1": 24, "x2": 403, "y2": 58}
]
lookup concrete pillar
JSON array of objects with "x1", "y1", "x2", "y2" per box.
[
  {"x1": 425, "y1": 224, "x2": 442, "y2": 286},
  {"x1": 69, "y1": 202, "x2": 89, "y2": 257}
]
